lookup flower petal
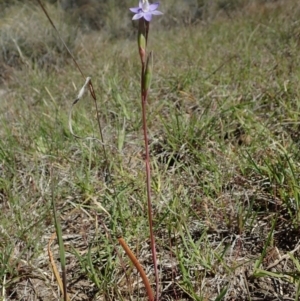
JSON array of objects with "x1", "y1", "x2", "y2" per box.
[
  {"x1": 143, "y1": 12, "x2": 153, "y2": 21},
  {"x1": 132, "y1": 12, "x2": 144, "y2": 20},
  {"x1": 129, "y1": 7, "x2": 140, "y2": 13},
  {"x1": 151, "y1": 10, "x2": 163, "y2": 15},
  {"x1": 149, "y1": 2, "x2": 160, "y2": 11},
  {"x1": 138, "y1": 0, "x2": 143, "y2": 9}
]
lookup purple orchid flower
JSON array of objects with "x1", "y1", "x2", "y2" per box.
[{"x1": 130, "y1": 0, "x2": 163, "y2": 22}]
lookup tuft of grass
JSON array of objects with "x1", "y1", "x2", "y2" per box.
[{"x1": 0, "y1": 1, "x2": 76, "y2": 80}]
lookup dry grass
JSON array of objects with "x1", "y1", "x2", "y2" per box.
[{"x1": 1, "y1": 0, "x2": 300, "y2": 300}]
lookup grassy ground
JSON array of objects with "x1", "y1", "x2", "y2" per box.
[{"x1": 1, "y1": 0, "x2": 300, "y2": 300}]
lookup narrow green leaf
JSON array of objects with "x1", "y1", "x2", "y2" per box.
[
  {"x1": 51, "y1": 171, "x2": 67, "y2": 301},
  {"x1": 215, "y1": 286, "x2": 228, "y2": 301},
  {"x1": 144, "y1": 51, "x2": 153, "y2": 92}
]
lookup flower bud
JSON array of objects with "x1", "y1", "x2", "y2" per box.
[{"x1": 138, "y1": 19, "x2": 147, "y2": 63}]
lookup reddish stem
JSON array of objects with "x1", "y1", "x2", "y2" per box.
[
  {"x1": 138, "y1": 17, "x2": 159, "y2": 301},
  {"x1": 142, "y1": 88, "x2": 159, "y2": 301},
  {"x1": 118, "y1": 237, "x2": 154, "y2": 301}
]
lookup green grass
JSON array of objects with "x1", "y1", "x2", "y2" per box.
[{"x1": 1, "y1": 0, "x2": 300, "y2": 300}]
